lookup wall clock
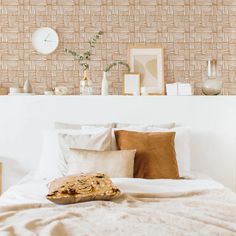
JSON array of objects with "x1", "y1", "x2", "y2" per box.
[{"x1": 32, "y1": 27, "x2": 59, "y2": 55}]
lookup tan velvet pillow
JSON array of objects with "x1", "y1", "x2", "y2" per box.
[
  {"x1": 46, "y1": 173, "x2": 120, "y2": 205},
  {"x1": 66, "y1": 149, "x2": 136, "y2": 178},
  {"x1": 115, "y1": 130, "x2": 179, "y2": 179}
]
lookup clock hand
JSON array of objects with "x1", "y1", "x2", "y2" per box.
[{"x1": 44, "y1": 33, "x2": 50, "y2": 42}]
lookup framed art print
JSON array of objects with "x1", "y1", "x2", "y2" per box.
[
  {"x1": 123, "y1": 73, "x2": 141, "y2": 95},
  {"x1": 129, "y1": 45, "x2": 165, "y2": 95}
]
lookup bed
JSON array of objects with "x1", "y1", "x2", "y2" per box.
[
  {"x1": 0, "y1": 173, "x2": 236, "y2": 235},
  {"x1": 1, "y1": 97, "x2": 236, "y2": 235}
]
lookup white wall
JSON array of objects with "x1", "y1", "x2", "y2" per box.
[{"x1": 0, "y1": 96, "x2": 235, "y2": 192}]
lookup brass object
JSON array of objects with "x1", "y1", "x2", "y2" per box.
[
  {"x1": 80, "y1": 70, "x2": 93, "y2": 95},
  {"x1": 0, "y1": 88, "x2": 8, "y2": 95}
]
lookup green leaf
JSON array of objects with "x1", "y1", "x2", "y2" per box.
[{"x1": 64, "y1": 30, "x2": 103, "y2": 71}]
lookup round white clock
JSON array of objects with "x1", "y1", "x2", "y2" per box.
[{"x1": 32, "y1": 27, "x2": 59, "y2": 55}]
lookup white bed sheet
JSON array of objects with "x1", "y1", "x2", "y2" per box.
[
  {"x1": 1, "y1": 174, "x2": 236, "y2": 236},
  {"x1": 0, "y1": 173, "x2": 225, "y2": 206}
]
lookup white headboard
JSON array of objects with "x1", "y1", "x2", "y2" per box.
[{"x1": 0, "y1": 96, "x2": 236, "y2": 192}]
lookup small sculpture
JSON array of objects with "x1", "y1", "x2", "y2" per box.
[{"x1": 23, "y1": 79, "x2": 33, "y2": 93}]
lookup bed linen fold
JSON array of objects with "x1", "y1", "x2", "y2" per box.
[{"x1": 0, "y1": 178, "x2": 236, "y2": 236}]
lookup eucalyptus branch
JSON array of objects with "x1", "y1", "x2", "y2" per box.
[
  {"x1": 64, "y1": 31, "x2": 103, "y2": 71},
  {"x1": 105, "y1": 61, "x2": 130, "y2": 72}
]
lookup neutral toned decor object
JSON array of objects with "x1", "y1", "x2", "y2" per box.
[
  {"x1": 141, "y1": 86, "x2": 170, "y2": 96},
  {"x1": 0, "y1": 1, "x2": 236, "y2": 95},
  {"x1": 54, "y1": 86, "x2": 68, "y2": 96},
  {"x1": 0, "y1": 88, "x2": 8, "y2": 95},
  {"x1": 202, "y1": 79, "x2": 223, "y2": 95},
  {"x1": 44, "y1": 90, "x2": 54, "y2": 95},
  {"x1": 23, "y1": 79, "x2": 33, "y2": 93},
  {"x1": 166, "y1": 83, "x2": 193, "y2": 96},
  {"x1": 9, "y1": 87, "x2": 22, "y2": 95},
  {"x1": 101, "y1": 71, "x2": 109, "y2": 96},
  {"x1": 102, "y1": 61, "x2": 130, "y2": 96},
  {"x1": 123, "y1": 73, "x2": 141, "y2": 95},
  {"x1": 65, "y1": 31, "x2": 103, "y2": 95},
  {"x1": 140, "y1": 87, "x2": 148, "y2": 96},
  {"x1": 80, "y1": 70, "x2": 93, "y2": 95},
  {"x1": 66, "y1": 149, "x2": 136, "y2": 178},
  {"x1": 8, "y1": 87, "x2": 35, "y2": 96},
  {"x1": 129, "y1": 45, "x2": 165, "y2": 95},
  {"x1": 115, "y1": 130, "x2": 179, "y2": 179},
  {"x1": 46, "y1": 173, "x2": 120, "y2": 204},
  {"x1": 202, "y1": 59, "x2": 222, "y2": 95},
  {"x1": 32, "y1": 27, "x2": 59, "y2": 55}
]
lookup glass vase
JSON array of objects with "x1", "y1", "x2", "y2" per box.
[
  {"x1": 202, "y1": 78, "x2": 222, "y2": 96},
  {"x1": 202, "y1": 59, "x2": 222, "y2": 95},
  {"x1": 80, "y1": 70, "x2": 93, "y2": 95}
]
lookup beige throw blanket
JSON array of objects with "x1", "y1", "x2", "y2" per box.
[{"x1": 0, "y1": 188, "x2": 236, "y2": 236}]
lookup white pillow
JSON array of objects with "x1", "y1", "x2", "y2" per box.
[
  {"x1": 145, "y1": 126, "x2": 191, "y2": 178},
  {"x1": 34, "y1": 128, "x2": 112, "y2": 180},
  {"x1": 55, "y1": 122, "x2": 115, "y2": 129},
  {"x1": 58, "y1": 129, "x2": 112, "y2": 175},
  {"x1": 66, "y1": 149, "x2": 136, "y2": 178},
  {"x1": 116, "y1": 122, "x2": 175, "y2": 129},
  {"x1": 34, "y1": 130, "x2": 64, "y2": 180}
]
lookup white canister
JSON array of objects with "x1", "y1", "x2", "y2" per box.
[
  {"x1": 141, "y1": 87, "x2": 148, "y2": 96},
  {"x1": 44, "y1": 90, "x2": 54, "y2": 95},
  {"x1": 9, "y1": 87, "x2": 22, "y2": 94}
]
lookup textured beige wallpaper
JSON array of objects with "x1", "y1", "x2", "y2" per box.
[{"x1": 0, "y1": 0, "x2": 236, "y2": 95}]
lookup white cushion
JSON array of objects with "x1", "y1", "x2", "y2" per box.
[
  {"x1": 116, "y1": 122, "x2": 175, "y2": 129},
  {"x1": 66, "y1": 149, "x2": 136, "y2": 178},
  {"x1": 55, "y1": 122, "x2": 115, "y2": 129},
  {"x1": 34, "y1": 130, "x2": 63, "y2": 180},
  {"x1": 34, "y1": 128, "x2": 112, "y2": 180}
]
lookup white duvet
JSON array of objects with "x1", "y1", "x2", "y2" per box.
[
  {"x1": 0, "y1": 175, "x2": 236, "y2": 236},
  {"x1": 0, "y1": 173, "x2": 223, "y2": 205}
]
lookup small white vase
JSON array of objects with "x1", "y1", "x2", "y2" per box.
[{"x1": 101, "y1": 71, "x2": 109, "y2": 96}]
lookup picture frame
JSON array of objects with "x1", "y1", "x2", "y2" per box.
[
  {"x1": 122, "y1": 73, "x2": 141, "y2": 95},
  {"x1": 129, "y1": 45, "x2": 165, "y2": 95}
]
